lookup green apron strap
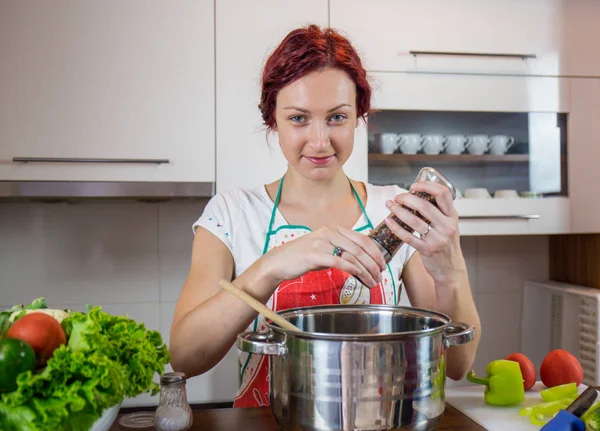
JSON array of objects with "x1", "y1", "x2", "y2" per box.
[
  {"x1": 349, "y1": 179, "x2": 374, "y2": 230},
  {"x1": 261, "y1": 177, "x2": 284, "y2": 255}
]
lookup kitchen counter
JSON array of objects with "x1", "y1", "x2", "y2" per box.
[{"x1": 109, "y1": 404, "x2": 485, "y2": 430}]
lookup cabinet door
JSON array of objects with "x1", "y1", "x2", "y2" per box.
[
  {"x1": 0, "y1": 1, "x2": 214, "y2": 183},
  {"x1": 562, "y1": 0, "x2": 600, "y2": 77},
  {"x1": 216, "y1": 1, "x2": 367, "y2": 193},
  {"x1": 331, "y1": 0, "x2": 561, "y2": 76},
  {"x1": 371, "y1": 72, "x2": 569, "y2": 113},
  {"x1": 569, "y1": 78, "x2": 600, "y2": 233}
]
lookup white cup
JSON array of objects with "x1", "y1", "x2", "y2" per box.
[
  {"x1": 464, "y1": 188, "x2": 491, "y2": 199},
  {"x1": 494, "y1": 189, "x2": 519, "y2": 198},
  {"x1": 466, "y1": 135, "x2": 491, "y2": 155},
  {"x1": 375, "y1": 133, "x2": 399, "y2": 154},
  {"x1": 422, "y1": 135, "x2": 448, "y2": 155},
  {"x1": 398, "y1": 134, "x2": 423, "y2": 154},
  {"x1": 445, "y1": 135, "x2": 468, "y2": 155},
  {"x1": 489, "y1": 135, "x2": 515, "y2": 155}
]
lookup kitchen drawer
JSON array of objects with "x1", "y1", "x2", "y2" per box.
[{"x1": 456, "y1": 197, "x2": 570, "y2": 235}]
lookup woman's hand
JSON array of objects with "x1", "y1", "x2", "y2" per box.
[
  {"x1": 384, "y1": 181, "x2": 467, "y2": 286},
  {"x1": 259, "y1": 225, "x2": 387, "y2": 288}
]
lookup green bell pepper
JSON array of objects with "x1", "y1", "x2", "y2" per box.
[
  {"x1": 520, "y1": 398, "x2": 576, "y2": 425},
  {"x1": 540, "y1": 383, "x2": 578, "y2": 402},
  {"x1": 582, "y1": 401, "x2": 600, "y2": 430},
  {"x1": 466, "y1": 359, "x2": 525, "y2": 406}
]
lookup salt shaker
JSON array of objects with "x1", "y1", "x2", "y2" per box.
[
  {"x1": 368, "y1": 167, "x2": 456, "y2": 264},
  {"x1": 154, "y1": 372, "x2": 193, "y2": 431}
]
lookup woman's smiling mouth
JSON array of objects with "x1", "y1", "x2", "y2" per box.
[{"x1": 304, "y1": 155, "x2": 335, "y2": 165}]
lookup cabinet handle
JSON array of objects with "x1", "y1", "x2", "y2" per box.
[
  {"x1": 409, "y1": 50, "x2": 537, "y2": 60},
  {"x1": 13, "y1": 157, "x2": 170, "y2": 164},
  {"x1": 459, "y1": 215, "x2": 540, "y2": 220}
]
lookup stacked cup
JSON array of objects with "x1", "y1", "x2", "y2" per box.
[{"x1": 373, "y1": 133, "x2": 515, "y2": 155}]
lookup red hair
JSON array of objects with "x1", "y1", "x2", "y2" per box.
[{"x1": 259, "y1": 25, "x2": 371, "y2": 130}]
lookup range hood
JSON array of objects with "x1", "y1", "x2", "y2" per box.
[{"x1": 0, "y1": 181, "x2": 215, "y2": 200}]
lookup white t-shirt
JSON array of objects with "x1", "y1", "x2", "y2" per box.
[{"x1": 192, "y1": 182, "x2": 417, "y2": 307}]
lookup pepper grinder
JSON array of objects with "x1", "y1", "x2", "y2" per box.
[{"x1": 368, "y1": 167, "x2": 457, "y2": 265}]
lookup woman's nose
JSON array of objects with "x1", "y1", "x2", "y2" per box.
[{"x1": 308, "y1": 122, "x2": 330, "y2": 150}]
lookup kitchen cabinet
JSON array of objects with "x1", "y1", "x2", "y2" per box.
[
  {"x1": 215, "y1": 0, "x2": 368, "y2": 194},
  {"x1": 366, "y1": 72, "x2": 572, "y2": 235},
  {"x1": 331, "y1": 0, "x2": 562, "y2": 77},
  {"x1": 0, "y1": 1, "x2": 215, "y2": 186},
  {"x1": 371, "y1": 73, "x2": 569, "y2": 113},
  {"x1": 562, "y1": 0, "x2": 600, "y2": 77},
  {"x1": 568, "y1": 78, "x2": 600, "y2": 233}
]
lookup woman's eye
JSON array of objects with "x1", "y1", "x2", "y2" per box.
[
  {"x1": 329, "y1": 114, "x2": 346, "y2": 123},
  {"x1": 289, "y1": 115, "x2": 305, "y2": 123}
]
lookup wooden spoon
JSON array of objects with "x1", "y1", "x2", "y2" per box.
[{"x1": 218, "y1": 279, "x2": 302, "y2": 332}]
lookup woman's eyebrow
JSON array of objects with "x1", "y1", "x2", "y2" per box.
[
  {"x1": 327, "y1": 103, "x2": 353, "y2": 112},
  {"x1": 283, "y1": 106, "x2": 310, "y2": 112},
  {"x1": 282, "y1": 103, "x2": 353, "y2": 113}
]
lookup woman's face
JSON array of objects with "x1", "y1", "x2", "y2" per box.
[{"x1": 273, "y1": 68, "x2": 358, "y2": 181}]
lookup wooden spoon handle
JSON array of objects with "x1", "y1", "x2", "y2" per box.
[{"x1": 218, "y1": 279, "x2": 301, "y2": 332}]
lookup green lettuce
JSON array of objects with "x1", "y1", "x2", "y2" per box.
[
  {"x1": 0, "y1": 303, "x2": 170, "y2": 431},
  {"x1": 26, "y1": 298, "x2": 48, "y2": 310}
]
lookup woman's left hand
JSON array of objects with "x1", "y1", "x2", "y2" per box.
[{"x1": 384, "y1": 181, "x2": 467, "y2": 286}]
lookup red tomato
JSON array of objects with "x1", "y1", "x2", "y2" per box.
[
  {"x1": 505, "y1": 352, "x2": 537, "y2": 391},
  {"x1": 6, "y1": 313, "x2": 66, "y2": 362},
  {"x1": 540, "y1": 350, "x2": 584, "y2": 388}
]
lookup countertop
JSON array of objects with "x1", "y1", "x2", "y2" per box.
[{"x1": 109, "y1": 404, "x2": 485, "y2": 430}]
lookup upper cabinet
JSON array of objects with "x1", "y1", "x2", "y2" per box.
[
  {"x1": 366, "y1": 72, "x2": 575, "y2": 235},
  {"x1": 0, "y1": 1, "x2": 215, "y2": 185},
  {"x1": 215, "y1": 0, "x2": 368, "y2": 194},
  {"x1": 568, "y1": 78, "x2": 600, "y2": 233},
  {"x1": 371, "y1": 73, "x2": 569, "y2": 113},
  {"x1": 331, "y1": 0, "x2": 600, "y2": 78},
  {"x1": 366, "y1": 71, "x2": 600, "y2": 235},
  {"x1": 331, "y1": 0, "x2": 562, "y2": 76},
  {"x1": 562, "y1": 0, "x2": 600, "y2": 77}
]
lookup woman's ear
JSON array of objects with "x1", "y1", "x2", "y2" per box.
[{"x1": 272, "y1": 122, "x2": 278, "y2": 132}]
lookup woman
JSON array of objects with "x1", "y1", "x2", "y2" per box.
[{"x1": 170, "y1": 25, "x2": 481, "y2": 408}]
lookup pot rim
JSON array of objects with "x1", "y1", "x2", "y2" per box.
[{"x1": 264, "y1": 304, "x2": 453, "y2": 341}]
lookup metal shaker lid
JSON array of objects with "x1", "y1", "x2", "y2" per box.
[
  {"x1": 414, "y1": 167, "x2": 457, "y2": 200},
  {"x1": 160, "y1": 372, "x2": 186, "y2": 385}
]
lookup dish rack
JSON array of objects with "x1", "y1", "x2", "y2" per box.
[{"x1": 521, "y1": 280, "x2": 600, "y2": 386}]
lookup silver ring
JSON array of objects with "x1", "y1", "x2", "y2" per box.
[
  {"x1": 421, "y1": 224, "x2": 431, "y2": 239},
  {"x1": 332, "y1": 246, "x2": 344, "y2": 257}
]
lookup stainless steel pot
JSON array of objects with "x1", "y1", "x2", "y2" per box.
[{"x1": 236, "y1": 304, "x2": 475, "y2": 431}]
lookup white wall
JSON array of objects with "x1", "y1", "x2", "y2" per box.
[
  {"x1": 0, "y1": 201, "x2": 548, "y2": 404},
  {"x1": 0, "y1": 199, "x2": 239, "y2": 407},
  {"x1": 462, "y1": 234, "x2": 549, "y2": 382}
]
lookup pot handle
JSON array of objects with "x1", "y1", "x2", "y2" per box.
[
  {"x1": 443, "y1": 322, "x2": 476, "y2": 348},
  {"x1": 236, "y1": 332, "x2": 287, "y2": 356}
]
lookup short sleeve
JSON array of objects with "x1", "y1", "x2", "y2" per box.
[
  {"x1": 192, "y1": 193, "x2": 236, "y2": 253},
  {"x1": 399, "y1": 242, "x2": 417, "y2": 268}
]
